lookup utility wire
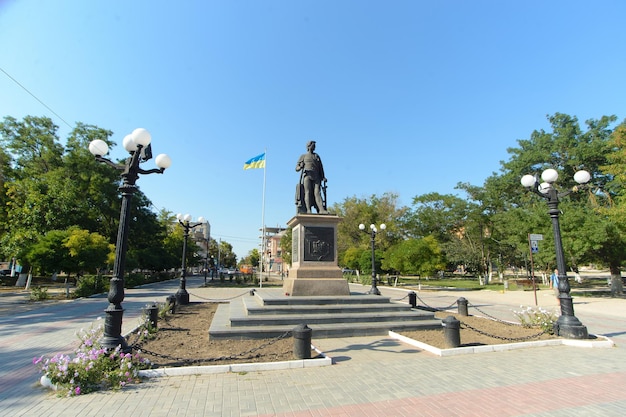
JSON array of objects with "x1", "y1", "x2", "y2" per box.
[{"x1": 0, "y1": 66, "x2": 73, "y2": 129}]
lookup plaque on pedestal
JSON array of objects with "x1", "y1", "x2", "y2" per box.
[{"x1": 283, "y1": 214, "x2": 349, "y2": 296}]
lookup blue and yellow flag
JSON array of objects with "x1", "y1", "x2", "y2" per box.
[{"x1": 243, "y1": 152, "x2": 266, "y2": 170}]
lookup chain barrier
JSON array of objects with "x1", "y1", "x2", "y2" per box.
[
  {"x1": 131, "y1": 330, "x2": 293, "y2": 366},
  {"x1": 128, "y1": 290, "x2": 291, "y2": 365},
  {"x1": 460, "y1": 322, "x2": 547, "y2": 342},
  {"x1": 187, "y1": 289, "x2": 251, "y2": 302},
  {"x1": 466, "y1": 301, "x2": 519, "y2": 325},
  {"x1": 410, "y1": 293, "x2": 550, "y2": 341},
  {"x1": 391, "y1": 293, "x2": 409, "y2": 301},
  {"x1": 414, "y1": 293, "x2": 457, "y2": 311}
]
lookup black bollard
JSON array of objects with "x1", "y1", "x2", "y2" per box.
[
  {"x1": 292, "y1": 324, "x2": 312, "y2": 359},
  {"x1": 457, "y1": 297, "x2": 468, "y2": 316},
  {"x1": 408, "y1": 291, "x2": 417, "y2": 308},
  {"x1": 166, "y1": 295, "x2": 176, "y2": 314},
  {"x1": 144, "y1": 303, "x2": 159, "y2": 329},
  {"x1": 442, "y1": 316, "x2": 461, "y2": 348}
]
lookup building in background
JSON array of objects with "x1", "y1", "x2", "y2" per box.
[{"x1": 261, "y1": 226, "x2": 286, "y2": 275}]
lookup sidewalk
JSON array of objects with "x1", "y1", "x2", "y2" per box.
[{"x1": 1, "y1": 278, "x2": 625, "y2": 416}]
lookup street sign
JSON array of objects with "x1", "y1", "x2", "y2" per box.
[
  {"x1": 530, "y1": 240, "x2": 539, "y2": 253},
  {"x1": 529, "y1": 234, "x2": 543, "y2": 241}
]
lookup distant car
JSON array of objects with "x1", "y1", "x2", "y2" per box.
[{"x1": 0, "y1": 269, "x2": 11, "y2": 276}]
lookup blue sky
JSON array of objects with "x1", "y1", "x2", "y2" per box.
[{"x1": 2, "y1": 1, "x2": 625, "y2": 259}]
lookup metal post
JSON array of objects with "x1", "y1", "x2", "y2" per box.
[
  {"x1": 368, "y1": 229, "x2": 380, "y2": 295},
  {"x1": 176, "y1": 223, "x2": 191, "y2": 305},
  {"x1": 175, "y1": 217, "x2": 204, "y2": 305},
  {"x1": 166, "y1": 295, "x2": 176, "y2": 313},
  {"x1": 90, "y1": 132, "x2": 169, "y2": 352},
  {"x1": 457, "y1": 297, "x2": 468, "y2": 316},
  {"x1": 522, "y1": 171, "x2": 589, "y2": 339},
  {"x1": 293, "y1": 324, "x2": 312, "y2": 359},
  {"x1": 442, "y1": 316, "x2": 461, "y2": 348},
  {"x1": 408, "y1": 291, "x2": 417, "y2": 308},
  {"x1": 204, "y1": 247, "x2": 208, "y2": 285},
  {"x1": 101, "y1": 181, "x2": 136, "y2": 351},
  {"x1": 547, "y1": 196, "x2": 588, "y2": 339},
  {"x1": 143, "y1": 303, "x2": 159, "y2": 329}
]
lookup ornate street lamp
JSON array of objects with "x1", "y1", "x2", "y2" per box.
[
  {"x1": 521, "y1": 168, "x2": 591, "y2": 339},
  {"x1": 359, "y1": 223, "x2": 386, "y2": 295},
  {"x1": 89, "y1": 128, "x2": 171, "y2": 351},
  {"x1": 175, "y1": 213, "x2": 205, "y2": 305}
]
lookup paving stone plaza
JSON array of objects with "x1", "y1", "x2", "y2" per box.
[{"x1": 1, "y1": 276, "x2": 625, "y2": 416}]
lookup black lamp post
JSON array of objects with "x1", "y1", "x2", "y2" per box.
[
  {"x1": 359, "y1": 223, "x2": 386, "y2": 295},
  {"x1": 203, "y1": 250, "x2": 208, "y2": 285},
  {"x1": 521, "y1": 168, "x2": 591, "y2": 339},
  {"x1": 202, "y1": 235, "x2": 211, "y2": 284},
  {"x1": 175, "y1": 213, "x2": 205, "y2": 305},
  {"x1": 89, "y1": 128, "x2": 171, "y2": 351}
]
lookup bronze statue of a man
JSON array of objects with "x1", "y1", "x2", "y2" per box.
[{"x1": 296, "y1": 141, "x2": 328, "y2": 214}]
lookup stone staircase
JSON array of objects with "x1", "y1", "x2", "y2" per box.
[{"x1": 208, "y1": 288, "x2": 442, "y2": 340}]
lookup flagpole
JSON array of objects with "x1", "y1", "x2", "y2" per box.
[{"x1": 260, "y1": 149, "x2": 267, "y2": 288}]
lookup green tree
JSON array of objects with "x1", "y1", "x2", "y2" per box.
[
  {"x1": 217, "y1": 240, "x2": 237, "y2": 269},
  {"x1": 62, "y1": 122, "x2": 120, "y2": 238},
  {"x1": 384, "y1": 236, "x2": 445, "y2": 277},
  {"x1": 278, "y1": 230, "x2": 291, "y2": 267},
  {"x1": 26, "y1": 229, "x2": 73, "y2": 276},
  {"x1": 0, "y1": 144, "x2": 11, "y2": 243},
  {"x1": 0, "y1": 116, "x2": 68, "y2": 257},
  {"x1": 401, "y1": 191, "x2": 484, "y2": 274},
  {"x1": 357, "y1": 248, "x2": 383, "y2": 276},
  {"x1": 26, "y1": 227, "x2": 113, "y2": 279},
  {"x1": 488, "y1": 113, "x2": 621, "y2": 279},
  {"x1": 332, "y1": 192, "x2": 405, "y2": 267},
  {"x1": 0, "y1": 116, "x2": 174, "y2": 275},
  {"x1": 64, "y1": 228, "x2": 114, "y2": 276},
  {"x1": 341, "y1": 247, "x2": 362, "y2": 271},
  {"x1": 240, "y1": 248, "x2": 261, "y2": 269},
  {"x1": 0, "y1": 115, "x2": 63, "y2": 177},
  {"x1": 596, "y1": 120, "x2": 626, "y2": 294}
]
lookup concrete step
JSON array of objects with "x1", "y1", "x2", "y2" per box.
[
  {"x1": 243, "y1": 296, "x2": 414, "y2": 315},
  {"x1": 230, "y1": 310, "x2": 434, "y2": 326},
  {"x1": 254, "y1": 293, "x2": 397, "y2": 306},
  {"x1": 207, "y1": 289, "x2": 443, "y2": 340},
  {"x1": 209, "y1": 317, "x2": 443, "y2": 340}
]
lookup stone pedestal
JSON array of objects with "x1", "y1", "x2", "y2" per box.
[{"x1": 283, "y1": 214, "x2": 349, "y2": 296}]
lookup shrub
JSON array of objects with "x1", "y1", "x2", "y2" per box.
[
  {"x1": 513, "y1": 305, "x2": 558, "y2": 334},
  {"x1": 29, "y1": 286, "x2": 49, "y2": 301},
  {"x1": 74, "y1": 275, "x2": 108, "y2": 298},
  {"x1": 33, "y1": 320, "x2": 151, "y2": 396}
]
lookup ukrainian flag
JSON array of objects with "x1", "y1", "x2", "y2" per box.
[{"x1": 243, "y1": 152, "x2": 266, "y2": 170}]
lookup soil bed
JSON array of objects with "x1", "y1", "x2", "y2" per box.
[{"x1": 133, "y1": 302, "x2": 556, "y2": 367}]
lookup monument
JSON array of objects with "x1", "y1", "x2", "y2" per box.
[{"x1": 283, "y1": 141, "x2": 349, "y2": 296}]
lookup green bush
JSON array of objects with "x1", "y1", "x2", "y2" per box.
[
  {"x1": 359, "y1": 274, "x2": 372, "y2": 286},
  {"x1": 74, "y1": 275, "x2": 108, "y2": 298},
  {"x1": 29, "y1": 286, "x2": 49, "y2": 301},
  {"x1": 33, "y1": 321, "x2": 151, "y2": 396},
  {"x1": 513, "y1": 305, "x2": 558, "y2": 334}
]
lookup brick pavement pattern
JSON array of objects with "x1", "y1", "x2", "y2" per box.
[{"x1": 1, "y1": 277, "x2": 625, "y2": 417}]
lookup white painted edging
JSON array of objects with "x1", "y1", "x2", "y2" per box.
[
  {"x1": 388, "y1": 331, "x2": 614, "y2": 357},
  {"x1": 138, "y1": 345, "x2": 332, "y2": 378}
]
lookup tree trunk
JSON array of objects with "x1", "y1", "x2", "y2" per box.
[{"x1": 609, "y1": 263, "x2": 624, "y2": 297}]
